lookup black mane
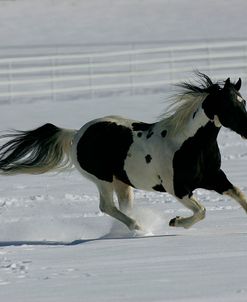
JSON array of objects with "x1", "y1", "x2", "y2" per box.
[{"x1": 177, "y1": 72, "x2": 222, "y2": 94}]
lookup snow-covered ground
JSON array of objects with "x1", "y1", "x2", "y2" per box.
[{"x1": 1, "y1": 1, "x2": 247, "y2": 301}]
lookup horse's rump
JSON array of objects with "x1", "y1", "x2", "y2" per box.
[{"x1": 76, "y1": 120, "x2": 134, "y2": 185}]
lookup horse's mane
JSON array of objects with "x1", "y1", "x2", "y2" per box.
[{"x1": 159, "y1": 72, "x2": 222, "y2": 135}]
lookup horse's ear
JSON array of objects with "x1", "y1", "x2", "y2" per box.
[
  {"x1": 235, "y1": 78, "x2": 242, "y2": 91},
  {"x1": 224, "y1": 78, "x2": 231, "y2": 88}
]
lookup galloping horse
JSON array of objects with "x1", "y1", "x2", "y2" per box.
[{"x1": 0, "y1": 73, "x2": 247, "y2": 231}]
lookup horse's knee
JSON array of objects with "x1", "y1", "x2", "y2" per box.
[{"x1": 119, "y1": 199, "x2": 133, "y2": 213}]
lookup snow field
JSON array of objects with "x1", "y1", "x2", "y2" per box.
[{"x1": 0, "y1": 95, "x2": 247, "y2": 302}]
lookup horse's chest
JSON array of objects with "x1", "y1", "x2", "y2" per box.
[{"x1": 172, "y1": 125, "x2": 221, "y2": 198}]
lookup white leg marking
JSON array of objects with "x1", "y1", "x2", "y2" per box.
[
  {"x1": 213, "y1": 115, "x2": 222, "y2": 128},
  {"x1": 98, "y1": 182, "x2": 140, "y2": 231},
  {"x1": 114, "y1": 179, "x2": 134, "y2": 213},
  {"x1": 224, "y1": 186, "x2": 247, "y2": 212},
  {"x1": 170, "y1": 195, "x2": 206, "y2": 228}
]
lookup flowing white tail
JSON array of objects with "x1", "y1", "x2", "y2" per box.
[{"x1": 0, "y1": 123, "x2": 76, "y2": 175}]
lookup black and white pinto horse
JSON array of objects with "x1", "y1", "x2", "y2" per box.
[{"x1": 0, "y1": 73, "x2": 247, "y2": 231}]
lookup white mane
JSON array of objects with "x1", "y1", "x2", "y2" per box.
[{"x1": 158, "y1": 91, "x2": 209, "y2": 135}]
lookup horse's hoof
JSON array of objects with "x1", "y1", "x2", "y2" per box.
[
  {"x1": 129, "y1": 221, "x2": 142, "y2": 231},
  {"x1": 169, "y1": 216, "x2": 180, "y2": 227},
  {"x1": 134, "y1": 223, "x2": 142, "y2": 231},
  {"x1": 169, "y1": 218, "x2": 176, "y2": 227}
]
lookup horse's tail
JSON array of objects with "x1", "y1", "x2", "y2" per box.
[{"x1": 0, "y1": 123, "x2": 76, "y2": 175}]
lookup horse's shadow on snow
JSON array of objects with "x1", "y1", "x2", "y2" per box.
[
  {"x1": 0, "y1": 234, "x2": 177, "y2": 247},
  {"x1": 0, "y1": 221, "x2": 176, "y2": 247},
  {"x1": 0, "y1": 211, "x2": 177, "y2": 247},
  {"x1": 0, "y1": 239, "x2": 94, "y2": 247}
]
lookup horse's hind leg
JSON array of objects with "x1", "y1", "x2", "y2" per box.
[
  {"x1": 169, "y1": 195, "x2": 206, "y2": 228},
  {"x1": 98, "y1": 182, "x2": 141, "y2": 231},
  {"x1": 114, "y1": 178, "x2": 134, "y2": 213}
]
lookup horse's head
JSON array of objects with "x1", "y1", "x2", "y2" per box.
[{"x1": 203, "y1": 77, "x2": 247, "y2": 138}]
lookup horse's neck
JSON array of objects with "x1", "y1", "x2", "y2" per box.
[
  {"x1": 180, "y1": 105, "x2": 210, "y2": 139},
  {"x1": 156, "y1": 101, "x2": 221, "y2": 145}
]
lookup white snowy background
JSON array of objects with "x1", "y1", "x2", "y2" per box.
[{"x1": 0, "y1": 1, "x2": 247, "y2": 301}]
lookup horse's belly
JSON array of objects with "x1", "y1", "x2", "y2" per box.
[{"x1": 124, "y1": 147, "x2": 173, "y2": 193}]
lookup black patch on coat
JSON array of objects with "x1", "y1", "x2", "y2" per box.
[
  {"x1": 192, "y1": 110, "x2": 198, "y2": 119},
  {"x1": 77, "y1": 121, "x2": 133, "y2": 186},
  {"x1": 132, "y1": 122, "x2": 154, "y2": 140},
  {"x1": 146, "y1": 131, "x2": 153, "y2": 139},
  {"x1": 152, "y1": 184, "x2": 166, "y2": 192},
  {"x1": 145, "y1": 154, "x2": 152, "y2": 163},
  {"x1": 157, "y1": 175, "x2": 164, "y2": 184},
  {"x1": 161, "y1": 130, "x2": 167, "y2": 138},
  {"x1": 172, "y1": 122, "x2": 233, "y2": 199},
  {"x1": 132, "y1": 122, "x2": 154, "y2": 132},
  {"x1": 202, "y1": 94, "x2": 216, "y2": 120}
]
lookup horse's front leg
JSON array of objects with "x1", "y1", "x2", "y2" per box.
[
  {"x1": 224, "y1": 186, "x2": 247, "y2": 213},
  {"x1": 169, "y1": 195, "x2": 206, "y2": 228},
  {"x1": 203, "y1": 169, "x2": 247, "y2": 213}
]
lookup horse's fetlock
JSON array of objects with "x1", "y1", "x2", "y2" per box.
[
  {"x1": 199, "y1": 207, "x2": 206, "y2": 219},
  {"x1": 129, "y1": 220, "x2": 141, "y2": 231}
]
